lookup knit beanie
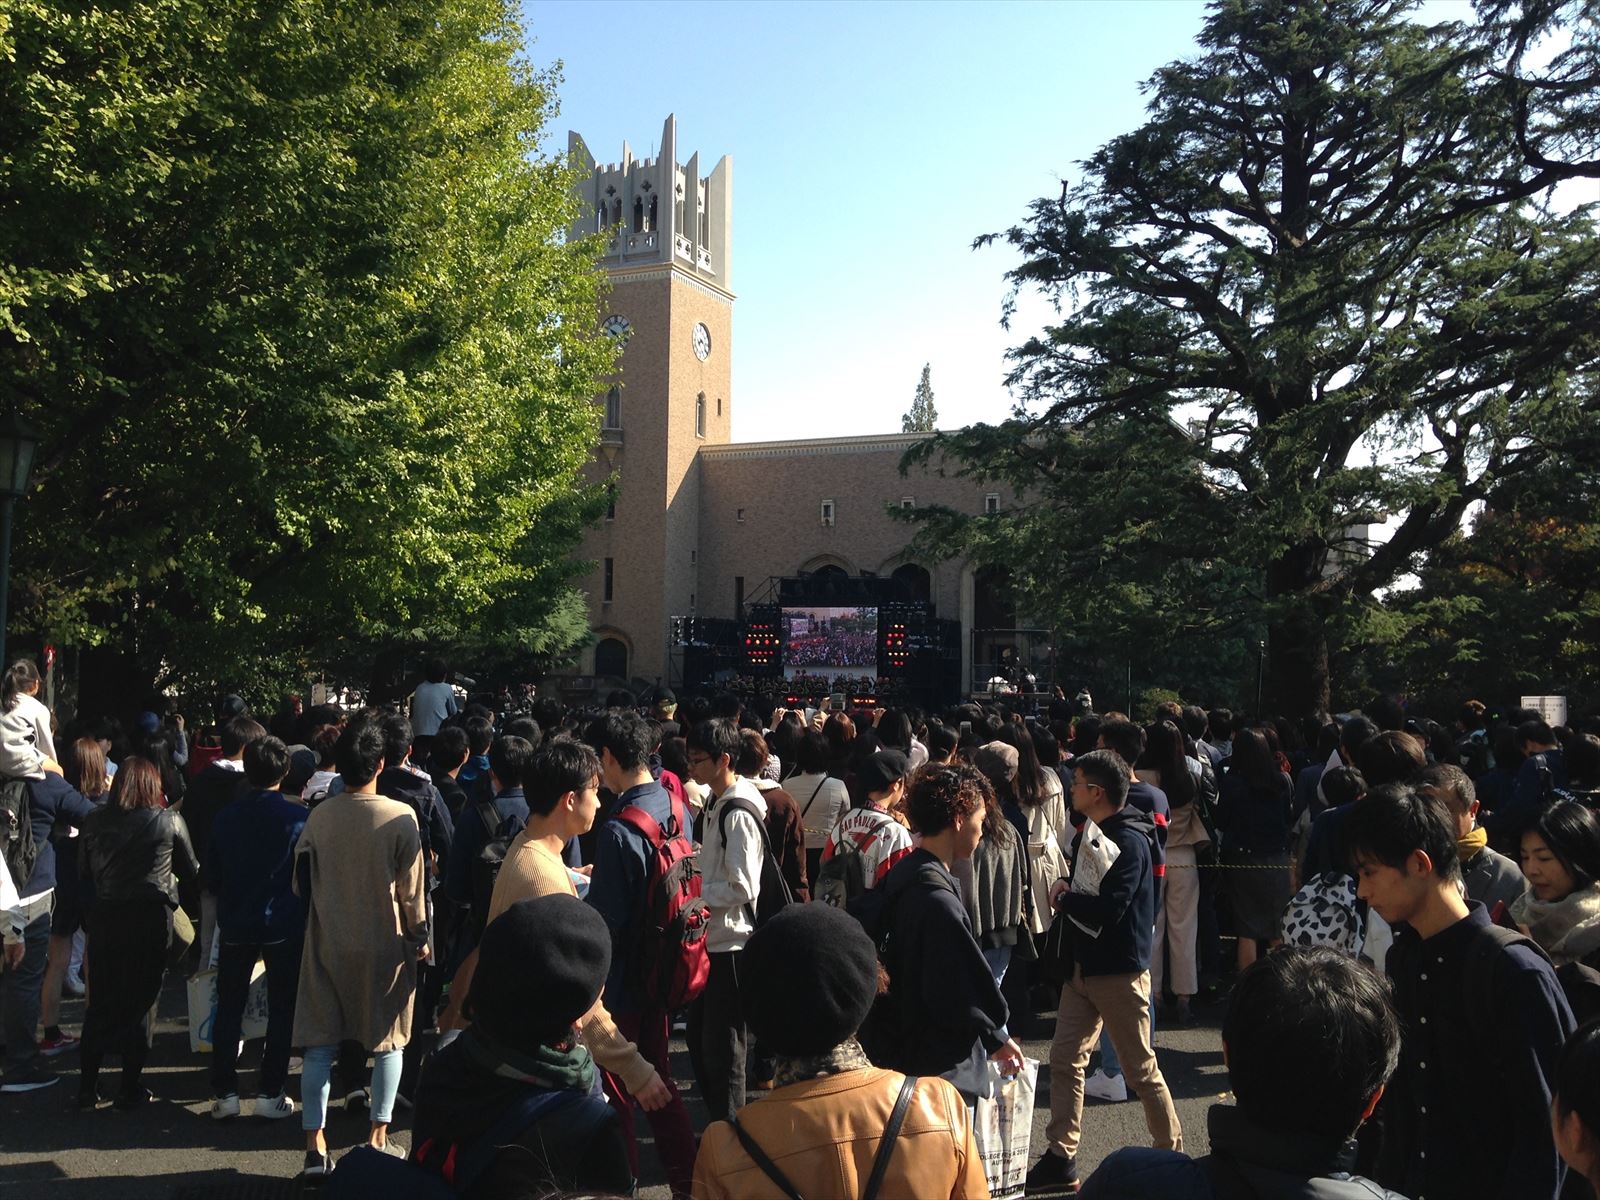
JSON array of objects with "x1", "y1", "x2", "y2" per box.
[
  {"x1": 976, "y1": 741, "x2": 1019, "y2": 785},
  {"x1": 469, "y1": 894, "x2": 612, "y2": 1050},
  {"x1": 741, "y1": 902, "x2": 879, "y2": 1058}
]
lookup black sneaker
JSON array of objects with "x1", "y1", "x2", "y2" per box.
[
  {"x1": 112, "y1": 1087, "x2": 152, "y2": 1112},
  {"x1": 1024, "y1": 1150, "x2": 1080, "y2": 1196},
  {"x1": 301, "y1": 1150, "x2": 332, "y2": 1179},
  {"x1": 0, "y1": 1065, "x2": 58, "y2": 1093}
]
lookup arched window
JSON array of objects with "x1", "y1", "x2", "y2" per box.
[
  {"x1": 604, "y1": 386, "x2": 621, "y2": 430},
  {"x1": 891, "y1": 563, "x2": 932, "y2": 604},
  {"x1": 594, "y1": 638, "x2": 628, "y2": 680},
  {"x1": 695, "y1": 393, "x2": 706, "y2": 438},
  {"x1": 612, "y1": 197, "x2": 622, "y2": 226},
  {"x1": 647, "y1": 195, "x2": 658, "y2": 232},
  {"x1": 596, "y1": 204, "x2": 605, "y2": 233},
  {"x1": 632, "y1": 196, "x2": 644, "y2": 233}
]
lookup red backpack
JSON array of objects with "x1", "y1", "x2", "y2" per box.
[{"x1": 614, "y1": 796, "x2": 710, "y2": 1010}]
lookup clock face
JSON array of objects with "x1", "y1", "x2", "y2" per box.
[
  {"x1": 601, "y1": 314, "x2": 632, "y2": 340},
  {"x1": 692, "y1": 322, "x2": 711, "y2": 361}
]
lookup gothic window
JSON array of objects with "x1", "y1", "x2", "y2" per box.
[
  {"x1": 820, "y1": 500, "x2": 836, "y2": 527},
  {"x1": 648, "y1": 194, "x2": 658, "y2": 232},
  {"x1": 612, "y1": 197, "x2": 622, "y2": 225},
  {"x1": 632, "y1": 196, "x2": 644, "y2": 233},
  {"x1": 716, "y1": 397, "x2": 722, "y2": 417},
  {"x1": 595, "y1": 637, "x2": 627, "y2": 679},
  {"x1": 604, "y1": 385, "x2": 621, "y2": 430},
  {"x1": 696, "y1": 393, "x2": 706, "y2": 438},
  {"x1": 603, "y1": 558, "x2": 615, "y2": 603}
]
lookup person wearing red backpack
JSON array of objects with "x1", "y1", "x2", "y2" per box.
[
  {"x1": 589, "y1": 711, "x2": 702, "y2": 1199},
  {"x1": 437, "y1": 741, "x2": 670, "y2": 1133}
]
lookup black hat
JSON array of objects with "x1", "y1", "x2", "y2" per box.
[
  {"x1": 741, "y1": 903, "x2": 879, "y2": 1057},
  {"x1": 469, "y1": 894, "x2": 612, "y2": 1049},
  {"x1": 283, "y1": 747, "x2": 318, "y2": 795},
  {"x1": 857, "y1": 748, "x2": 911, "y2": 796}
]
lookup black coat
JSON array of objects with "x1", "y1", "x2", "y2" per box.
[
  {"x1": 410, "y1": 1036, "x2": 632, "y2": 1199},
  {"x1": 857, "y1": 848, "x2": 1009, "y2": 1076}
]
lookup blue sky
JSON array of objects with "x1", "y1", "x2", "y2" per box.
[{"x1": 524, "y1": 0, "x2": 1215, "y2": 441}]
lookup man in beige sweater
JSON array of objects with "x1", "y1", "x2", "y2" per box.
[{"x1": 440, "y1": 739, "x2": 669, "y2": 1114}]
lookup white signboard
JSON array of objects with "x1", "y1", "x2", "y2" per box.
[{"x1": 1520, "y1": 695, "x2": 1568, "y2": 727}]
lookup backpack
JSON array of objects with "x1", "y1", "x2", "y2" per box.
[
  {"x1": 1280, "y1": 872, "x2": 1365, "y2": 954},
  {"x1": 0, "y1": 778, "x2": 36, "y2": 894},
  {"x1": 615, "y1": 796, "x2": 710, "y2": 1010},
  {"x1": 469, "y1": 799, "x2": 524, "y2": 933},
  {"x1": 716, "y1": 795, "x2": 793, "y2": 930},
  {"x1": 814, "y1": 810, "x2": 893, "y2": 909}
]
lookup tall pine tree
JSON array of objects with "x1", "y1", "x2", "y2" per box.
[
  {"x1": 901, "y1": 0, "x2": 1600, "y2": 716},
  {"x1": 902, "y1": 364, "x2": 939, "y2": 432}
]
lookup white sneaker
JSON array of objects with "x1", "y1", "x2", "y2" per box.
[
  {"x1": 1084, "y1": 1069, "x2": 1128, "y2": 1103},
  {"x1": 255, "y1": 1092, "x2": 296, "y2": 1120},
  {"x1": 211, "y1": 1093, "x2": 241, "y2": 1120}
]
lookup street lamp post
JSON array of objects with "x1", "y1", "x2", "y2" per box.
[
  {"x1": 1255, "y1": 638, "x2": 1267, "y2": 717},
  {"x1": 0, "y1": 414, "x2": 40, "y2": 668}
]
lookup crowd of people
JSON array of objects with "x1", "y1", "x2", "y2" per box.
[{"x1": 3, "y1": 658, "x2": 1600, "y2": 1199}]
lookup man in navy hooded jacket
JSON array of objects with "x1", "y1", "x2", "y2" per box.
[
  {"x1": 2, "y1": 771, "x2": 94, "y2": 1092},
  {"x1": 1026, "y1": 749, "x2": 1182, "y2": 1196}
]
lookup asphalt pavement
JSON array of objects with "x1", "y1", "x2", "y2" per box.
[{"x1": 0, "y1": 977, "x2": 1232, "y2": 1198}]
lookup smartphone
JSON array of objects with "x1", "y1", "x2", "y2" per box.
[
  {"x1": 829, "y1": 692, "x2": 846, "y2": 709},
  {"x1": 960, "y1": 720, "x2": 973, "y2": 736}
]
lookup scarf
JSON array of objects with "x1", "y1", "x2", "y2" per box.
[
  {"x1": 462, "y1": 1027, "x2": 596, "y2": 1094},
  {"x1": 773, "y1": 1037, "x2": 873, "y2": 1089},
  {"x1": 1457, "y1": 826, "x2": 1489, "y2": 862},
  {"x1": 1511, "y1": 883, "x2": 1600, "y2": 967}
]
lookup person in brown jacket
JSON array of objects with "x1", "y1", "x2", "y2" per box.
[
  {"x1": 291, "y1": 721, "x2": 429, "y2": 1178},
  {"x1": 692, "y1": 902, "x2": 988, "y2": 1200}
]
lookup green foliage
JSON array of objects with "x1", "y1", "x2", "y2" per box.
[
  {"x1": 902, "y1": 363, "x2": 938, "y2": 433},
  {"x1": 0, "y1": 0, "x2": 613, "y2": 698},
  {"x1": 903, "y1": 0, "x2": 1600, "y2": 716}
]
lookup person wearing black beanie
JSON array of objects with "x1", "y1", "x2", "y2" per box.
[
  {"x1": 400, "y1": 896, "x2": 633, "y2": 1198},
  {"x1": 693, "y1": 903, "x2": 989, "y2": 1200}
]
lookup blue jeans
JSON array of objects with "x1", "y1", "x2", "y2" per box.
[
  {"x1": 982, "y1": 945, "x2": 1012, "y2": 988},
  {"x1": 301, "y1": 1043, "x2": 403, "y2": 1129},
  {"x1": 2, "y1": 911, "x2": 51, "y2": 1076},
  {"x1": 1098, "y1": 993, "x2": 1157, "y2": 1078}
]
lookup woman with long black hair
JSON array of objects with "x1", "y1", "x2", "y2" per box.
[
  {"x1": 1137, "y1": 720, "x2": 1208, "y2": 1022},
  {"x1": 77, "y1": 756, "x2": 198, "y2": 1108},
  {"x1": 1215, "y1": 727, "x2": 1294, "y2": 973}
]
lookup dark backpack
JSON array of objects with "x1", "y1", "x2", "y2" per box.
[
  {"x1": 1460, "y1": 921, "x2": 1574, "y2": 1041},
  {"x1": 469, "y1": 799, "x2": 524, "y2": 932},
  {"x1": 0, "y1": 778, "x2": 36, "y2": 894},
  {"x1": 716, "y1": 795, "x2": 793, "y2": 929},
  {"x1": 614, "y1": 796, "x2": 710, "y2": 1010},
  {"x1": 813, "y1": 810, "x2": 893, "y2": 909}
]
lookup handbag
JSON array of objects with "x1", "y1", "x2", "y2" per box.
[
  {"x1": 166, "y1": 903, "x2": 196, "y2": 969},
  {"x1": 729, "y1": 1074, "x2": 917, "y2": 1200}
]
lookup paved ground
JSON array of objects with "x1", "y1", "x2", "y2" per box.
[{"x1": 0, "y1": 979, "x2": 1230, "y2": 1198}]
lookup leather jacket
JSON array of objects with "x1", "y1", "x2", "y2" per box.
[
  {"x1": 80, "y1": 805, "x2": 198, "y2": 909},
  {"x1": 692, "y1": 1067, "x2": 987, "y2": 1200}
]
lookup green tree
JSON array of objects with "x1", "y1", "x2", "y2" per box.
[
  {"x1": 902, "y1": 0, "x2": 1600, "y2": 716},
  {"x1": 0, "y1": 0, "x2": 613, "y2": 704},
  {"x1": 1350, "y1": 432, "x2": 1600, "y2": 713},
  {"x1": 901, "y1": 363, "x2": 939, "y2": 433}
]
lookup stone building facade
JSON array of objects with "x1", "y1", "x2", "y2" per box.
[{"x1": 568, "y1": 118, "x2": 1012, "y2": 692}]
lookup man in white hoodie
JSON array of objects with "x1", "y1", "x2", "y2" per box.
[{"x1": 685, "y1": 717, "x2": 767, "y2": 1123}]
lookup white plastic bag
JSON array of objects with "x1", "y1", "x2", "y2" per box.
[{"x1": 972, "y1": 1056, "x2": 1038, "y2": 1200}]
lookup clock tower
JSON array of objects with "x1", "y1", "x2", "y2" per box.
[{"x1": 568, "y1": 115, "x2": 733, "y2": 685}]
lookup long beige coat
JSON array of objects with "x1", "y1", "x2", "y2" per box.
[{"x1": 291, "y1": 792, "x2": 428, "y2": 1052}]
